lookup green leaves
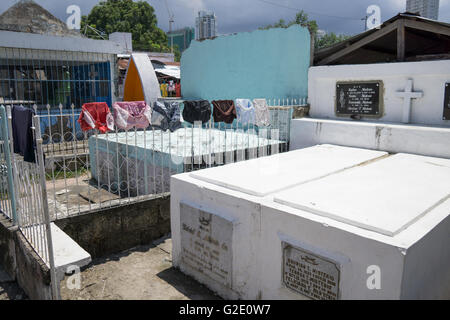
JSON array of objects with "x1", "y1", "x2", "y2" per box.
[
  {"x1": 81, "y1": 0, "x2": 170, "y2": 52},
  {"x1": 259, "y1": 10, "x2": 317, "y2": 34},
  {"x1": 259, "y1": 10, "x2": 349, "y2": 49},
  {"x1": 315, "y1": 32, "x2": 351, "y2": 50}
]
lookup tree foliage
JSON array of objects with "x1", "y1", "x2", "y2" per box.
[
  {"x1": 260, "y1": 10, "x2": 350, "y2": 49},
  {"x1": 173, "y1": 45, "x2": 181, "y2": 62},
  {"x1": 315, "y1": 32, "x2": 351, "y2": 50},
  {"x1": 260, "y1": 11, "x2": 318, "y2": 35},
  {"x1": 81, "y1": 0, "x2": 170, "y2": 52}
]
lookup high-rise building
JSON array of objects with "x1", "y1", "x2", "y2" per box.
[
  {"x1": 167, "y1": 27, "x2": 195, "y2": 52},
  {"x1": 195, "y1": 11, "x2": 217, "y2": 40},
  {"x1": 406, "y1": 0, "x2": 440, "y2": 20}
]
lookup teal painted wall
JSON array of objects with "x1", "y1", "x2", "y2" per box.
[{"x1": 181, "y1": 25, "x2": 310, "y2": 101}]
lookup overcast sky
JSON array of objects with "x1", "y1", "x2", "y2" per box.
[{"x1": 1, "y1": 0, "x2": 450, "y2": 36}]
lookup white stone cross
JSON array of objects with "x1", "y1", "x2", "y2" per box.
[{"x1": 396, "y1": 79, "x2": 423, "y2": 124}]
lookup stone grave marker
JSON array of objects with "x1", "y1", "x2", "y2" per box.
[{"x1": 335, "y1": 81, "x2": 382, "y2": 117}]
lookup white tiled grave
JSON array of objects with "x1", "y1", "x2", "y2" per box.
[
  {"x1": 171, "y1": 145, "x2": 450, "y2": 300},
  {"x1": 89, "y1": 127, "x2": 283, "y2": 195}
]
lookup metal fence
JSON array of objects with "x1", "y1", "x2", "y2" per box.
[
  {"x1": 32, "y1": 98, "x2": 305, "y2": 220},
  {"x1": 0, "y1": 105, "x2": 16, "y2": 221},
  {"x1": 0, "y1": 104, "x2": 59, "y2": 299},
  {"x1": 0, "y1": 98, "x2": 304, "y2": 300},
  {"x1": 0, "y1": 47, "x2": 115, "y2": 110}
]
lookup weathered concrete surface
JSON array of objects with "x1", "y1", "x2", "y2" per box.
[
  {"x1": 0, "y1": 265, "x2": 27, "y2": 300},
  {"x1": 0, "y1": 215, "x2": 17, "y2": 281},
  {"x1": 55, "y1": 194, "x2": 171, "y2": 259},
  {"x1": 292, "y1": 105, "x2": 310, "y2": 119},
  {"x1": 14, "y1": 231, "x2": 53, "y2": 300},
  {"x1": 0, "y1": 215, "x2": 53, "y2": 300},
  {"x1": 1, "y1": 192, "x2": 172, "y2": 300},
  {"x1": 60, "y1": 236, "x2": 220, "y2": 300}
]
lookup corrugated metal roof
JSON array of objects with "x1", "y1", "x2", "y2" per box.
[{"x1": 155, "y1": 65, "x2": 180, "y2": 79}]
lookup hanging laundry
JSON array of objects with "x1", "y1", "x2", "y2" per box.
[
  {"x1": 160, "y1": 83, "x2": 168, "y2": 98},
  {"x1": 78, "y1": 102, "x2": 114, "y2": 133},
  {"x1": 182, "y1": 100, "x2": 212, "y2": 124},
  {"x1": 235, "y1": 99, "x2": 255, "y2": 125},
  {"x1": 253, "y1": 99, "x2": 271, "y2": 127},
  {"x1": 12, "y1": 105, "x2": 36, "y2": 163},
  {"x1": 112, "y1": 101, "x2": 152, "y2": 130},
  {"x1": 212, "y1": 100, "x2": 237, "y2": 124},
  {"x1": 175, "y1": 83, "x2": 181, "y2": 97},
  {"x1": 152, "y1": 101, "x2": 182, "y2": 132},
  {"x1": 168, "y1": 80, "x2": 176, "y2": 94}
]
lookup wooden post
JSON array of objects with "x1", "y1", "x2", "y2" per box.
[{"x1": 397, "y1": 20, "x2": 405, "y2": 62}]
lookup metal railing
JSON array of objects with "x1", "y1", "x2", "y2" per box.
[
  {"x1": 0, "y1": 105, "x2": 16, "y2": 221},
  {"x1": 0, "y1": 104, "x2": 59, "y2": 299},
  {"x1": 0, "y1": 97, "x2": 305, "y2": 300},
  {"x1": 32, "y1": 98, "x2": 306, "y2": 220},
  {"x1": 0, "y1": 47, "x2": 115, "y2": 110}
]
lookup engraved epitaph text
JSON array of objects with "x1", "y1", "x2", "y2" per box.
[
  {"x1": 283, "y1": 243, "x2": 340, "y2": 300},
  {"x1": 444, "y1": 83, "x2": 450, "y2": 120},
  {"x1": 336, "y1": 81, "x2": 382, "y2": 117},
  {"x1": 180, "y1": 203, "x2": 233, "y2": 287}
]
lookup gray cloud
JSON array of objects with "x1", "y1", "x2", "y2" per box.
[{"x1": 0, "y1": 0, "x2": 449, "y2": 36}]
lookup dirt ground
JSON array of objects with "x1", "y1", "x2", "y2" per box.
[{"x1": 60, "y1": 235, "x2": 220, "y2": 300}]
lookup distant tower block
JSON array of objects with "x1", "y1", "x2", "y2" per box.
[
  {"x1": 195, "y1": 11, "x2": 217, "y2": 40},
  {"x1": 406, "y1": 0, "x2": 440, "y2": 20}
]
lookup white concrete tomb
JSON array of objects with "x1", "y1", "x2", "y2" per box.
[
  {"x1": 171, "y1": 144, "x2": 450, "y2": 299},
  {"x1": 291, "y1": 60, "x2": 450, "y2": 159}
]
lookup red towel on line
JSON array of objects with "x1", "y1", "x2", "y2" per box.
[{"x1": 78, "y1": 102, "x2": 114, "y2": 133}]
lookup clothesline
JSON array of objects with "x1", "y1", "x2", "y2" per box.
[{"x1": 76, "y1": 98, "x2": 276, "y2": 134}]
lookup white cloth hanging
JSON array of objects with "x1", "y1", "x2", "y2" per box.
[
  {"x1": 235, "y1": 99, "x2": 255, "y2": 125},
  {"x1": 253, "y1": 99, "x2": 270, "y2": 127}
]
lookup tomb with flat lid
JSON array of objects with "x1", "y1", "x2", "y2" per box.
[
  {"x1": 170, "y1": 144, "x2": 450, "y2": 300},
  {"x1": 89, "y1": 127, "x2": 283, "y2": 196}
]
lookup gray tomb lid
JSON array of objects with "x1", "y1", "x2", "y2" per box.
[
  {"x1": 190, "y1": 144, "x2": 387, "y2": 197},
  {"x1": 274, "y1": 153, "x2": 450, "y2": 236}
]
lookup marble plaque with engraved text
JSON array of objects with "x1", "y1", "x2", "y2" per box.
[
  {"x1": 180, "y1": 203, "x2": 233, "y2": 287},
  {"x1": 283, "y1": 242, "x2": 340, "y2": 300}
]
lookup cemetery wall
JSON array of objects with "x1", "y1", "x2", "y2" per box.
[
  {"x1": 308, "y1": 59, "x2": 450, "y2": 127},
  {"x1": 181, "y1": 26, "x2": 310, "y2": 101}
]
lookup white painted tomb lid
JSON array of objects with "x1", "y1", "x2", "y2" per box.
[
  {"x1": 274, "y1": 153, "x2": 450, "y2": 237},
  {"x1": 190, "y1": 145, "x2": 387, "y2": 197}
]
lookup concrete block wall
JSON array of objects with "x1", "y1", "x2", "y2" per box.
[
  {"x1": 55, "y1": 194, "x2": 171, "y2": 259},
  {"x1": 0, "y1": 216, "x2": 52, "y2": 300},
  {"x1": 0, "y1": 215, "x2": 17, "y2": 281}
]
